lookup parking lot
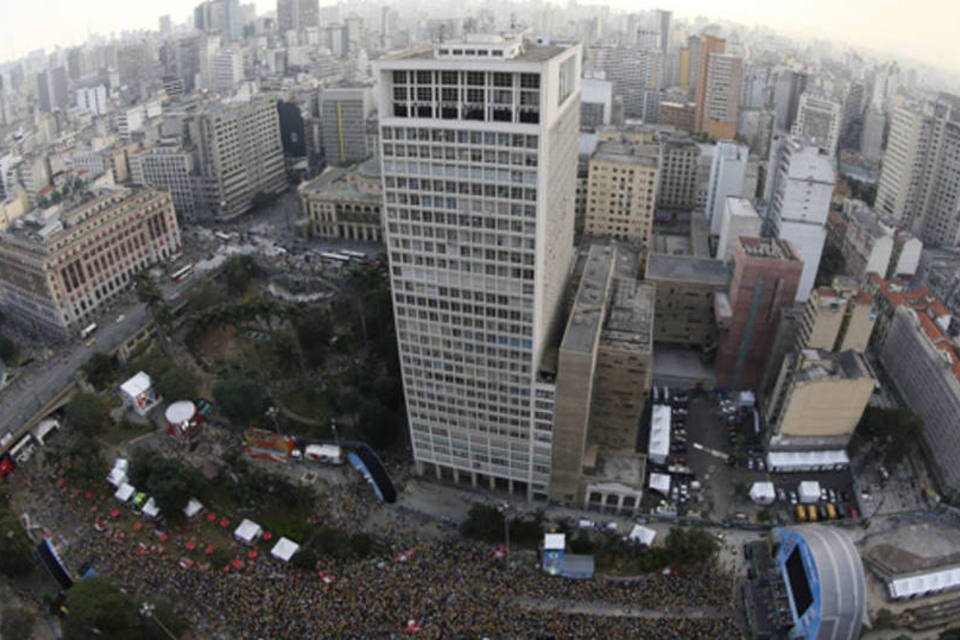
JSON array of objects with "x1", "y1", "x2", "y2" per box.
[{"x1": 643, "y1": 387, "x2": 860, "y2": 527}]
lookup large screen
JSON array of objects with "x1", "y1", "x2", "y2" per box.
[{"x1": 786, "y1": 546, "x2": 814, "y2": 618}]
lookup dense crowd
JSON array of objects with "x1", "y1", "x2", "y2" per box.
[{"x1": 12, "y1": 465, "x2": 743, "y2": 639}]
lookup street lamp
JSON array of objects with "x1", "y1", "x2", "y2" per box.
[
  {"x1": 330, "y1": 417, "x2": 339, "y2": 445},
  {"x1": 265, "y1": 406, "x2": 280, "y2": 433},
  {"x1": 139, "y1": 602, "x2": 176, "y2": 640}
]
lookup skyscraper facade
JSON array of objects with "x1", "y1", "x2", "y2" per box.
[
  {"x1": 791, "y1": 93, "x2": 842, "y2": 156},
  {"x1": 373, "y1": 35, "x2": 581, "y2": 499}
]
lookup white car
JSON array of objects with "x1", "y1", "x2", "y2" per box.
[{"x1": 789, "y1": 492, "x2": 798, "y2": 505}]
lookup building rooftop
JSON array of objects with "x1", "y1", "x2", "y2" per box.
[
  {"x1": 593, "y1": 140, "x2": 658, "y2": 167},
  {"x1": 869, "y1": 273, "x2": 950, "y2": 319},
  {"x1": 792, "y1": 348, "x2": 872, "y2": 382},
  {"x1": 382, "y1": 37, "x2": 572, "y2": 64},
  {"x1": 738, "y1": 236, "x2": 800, "y2": 261},
  {"x1": 864, "y1": 522, "x2": 960, "y2": 577},
  {"x1": 562, "y1": 244, "x2": 616, "y2": 355},
  {"x1": 299, "y1": 161, "x2": 381, "y2": 203},
  {"x1": 724, "y1": 197, "x2": 759, "y2": 219},
  {"x1": 645, "y1": 253, "x2": 732, "y2": 287}
]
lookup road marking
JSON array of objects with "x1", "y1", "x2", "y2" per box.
[{"x1": 692, "y1": 442, "x2": 727, "y2": 461}]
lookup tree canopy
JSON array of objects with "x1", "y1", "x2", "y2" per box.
[
  {"x1": 224, "y1": 255, "x2": 258, "y2": 295},
  {"x1": 82, "y1": 352, "x2": 117, "y2": 390},
  {"x1": 66, "y1": 392, "x2": 111, "y2": 436},
  {"x1": 857, "y1": 407, "x2": 924, "y2": 464},
  {"x1": 63, "y1": 578, "x2": 143, "y2": 640},
  {"x1": 129, "y1": 451, "x2": 205, "y2": 516},
  {"x1": 212, "y1": 375, "x2": 267, "y2": 425}
]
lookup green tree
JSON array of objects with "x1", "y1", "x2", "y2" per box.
[
  {"x1": 129, "y1": 451, "x2": 205, "y2": 516},
  {"x1": 874, "y1": 608, "x2": 897, "y2": 630},
  {"x1": 460, "y1": 504, "x2": 505, "y2": 543},
  {"x1": 135, "y1": 272, "x2": 172, "y2": 354},
  {"x1": 663, "y1": 527, "x2": 718, "y2": 565},
  {"x1": 357, "y1": 401, "x2": 403, "y2": 450},
  {"x1": 63, "y1": 578, "x2": 143, "y2": 640},
  {"x1": 224, "y1": 255, "x2": 258, "y2": 295},
  {"x1": 293, "y1": 308, "x2": 332, "y2": 368},
  {"x1": 857, "y1": 407, "x2": 924, "y2": 465},
  {"x1": 82, "y1": 352, "x2": 116, "y2": 390},
  {"x1": 0, "y1": 514, "x2": 34, "y2": 578},
  {"x1": 66, "y1": 392, "x2": 111, "y2": 436},
  {"x1": 63, "y1": 435, "x2": 106, "y2": 483},
  {"x1": 154, "y1": 366, "x2": 199, "y2": 402},
  {"x1": 1, "y1": 606, "x2": 36, "y2": 639},
  {"x1": 213, "y1": 375, "x2": 266, "y2": 425},
  {"x1": 815, "y1": 242, "x2": 846, "y2": 287},
  {"x1": 140, "y1": 599, "x2": 186, "y2": 640},
  {"x1": 0, "y1": 334, "x2": 17, "y2": 362}
]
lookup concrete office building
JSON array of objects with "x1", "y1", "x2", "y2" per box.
[
  {"x1": 211, "y1": 50, "x2": 244, "y2": 91},
  {"x1": 657, "y1": 131, "x2": 700, "y2": 210},
  {"x1": 580, "y1": 75, "x2": 613, "y2": 130},
  {"x1": 277, "y1": 0, "x2": 319, "y2": 33},
  {"x1": 772, "y1": 68, "x2": 808, "y2": 131},
  {"x1": 645, "y1": 252, "x2": 731, "y2": 348},
  {"x1": 374, "y1": 35, "x2": 581, "y2": 500},
  {"x1": 791, "y1": 93, "x2": 842, "y2": 156},
  {"x1": 695, "y1": 46, "x2": 741, "y2": 140},
  {"x1": 298, "y1": 157, "x2": 382, "y2": 242},
  {"x1": 583, "y1": 137, "x2": 659, "y2": 249},
  {"x1": 589, "y1": 46, "x2": 659, "y2": 120},
  {"x1": 716, "y1": 197, "x2": 762, "y2": 262},
  {"x1": 692, "y1": 34, "x2": 725, "y2": 134},
  {"x1": 194, "y1": 0, "x2": 243, "y2": 41},
  {"x1": 882, "y1": 305, "x2": 960, "y2": 501},
  {"x1": 36, "y1": 67, "x2": 68, "y2": 114},
  {"x1": 797, "y1": 280, "x2": 875, "y2": 354},
  {"x1": 765, "y1": 137, "x2": 836, "y2": 302},
  {"x1": 737, "y1": 107, "x2": 775, "y2": 159},
  {"x1": 765, "y1": 348, "x2": 874, "y2": 450},
  {"x1": 76, "y1": 85, "x2": 110, "y2": 116},
  {"x1": 875, "y1": 95, "x2": 960, "y2": 247},
  {"x1": 321, "y1": 86, "x2": 374, "y2": 165},
  {"x1": 0, "y1": 188, "x2": 181, "y2": 338},
  {"x1": 706, "y1": 141, "x2": 749, "y2": 234},
  {"x1": 129, "y1": 147, "x2": 200, "y2": 220},
  {"x1": 195, "y1": 98, "x2": 286, "y2": 220},
  {"x1": 657, "y1": 101, "x2": 695, "y2": 132},
  {"x1": 841, "y1": 204, "x2": 922, "y2": 281},
  {"x1": 550, "y1": 243, "x2": 653, "y2": 509},
  {"x1": 715, "y1": 237, "x2": 803, "y2": 390}
]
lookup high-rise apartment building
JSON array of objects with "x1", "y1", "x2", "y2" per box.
[
  {"x1": 588, "y1": 46, "x2": 659, "y2": 120},
  {"x1": 772, "y1": 69, "x2": 808, "y2": 131},
  {"x1": 0, "y1": 188, "x2": 181, "y2": 338},
  {"x1": 129, "y1": 147, "x2": 200, "y2": 219},
  {"x1": 320, "y1": 86, "x2": 374, "y2": 165},
  {"x1": 797, "y1": 279, "x2": 875, "y2": 353},
  {"x1": 277, "y1": 0, "x2": 319, "y2": 33},
  {"x1": 657, "y1": 131, "x2": 700, "y2": 209},
  {"x1": 791, "y1": 93, "x2": 842, "y2": 156},
  {"x1": 195, "y1": 98, "x2": 287, "y2": 219},
  {"x1": 715, "y1": 237, "x2": 803, "y2": 390},
  {"x1": 36, "y1": 67, "x2": 67, "y2": 113},
  {"x1": 706, "y1": 141, "x2": 749, "y2": 234},
  {"x1": 875, "y1": 95, "x2": 960, "y2": 247},
  {"x1": 373, "y1": 35, "x2": 581, "y2": 499},
  {"x1": 583, "y1": 137, "x2": 659, "y2": 249},
  {"x1": 211, "y1": 50, "x2": 244, "y2": 91},
  {"x1": 194, "y1": 0, "x2": 243, "y2": 41},
  {"x1": 765, "y1": 136, "x2": 836, "y2": 302},
  {"x1": 716, "y1": 197, "x2": 762, "y2": 262},
  {"x1": 693, "y1": 35, "x2": 741, "y2": 140}
]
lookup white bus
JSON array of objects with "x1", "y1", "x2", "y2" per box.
[
  {"x1": 320, "y1": 252, "x2": 351, "y2": 264},
  {"x1": 169, "y1": 263, "x2": 194, "y2": 282},
  {"x1": 80, "y1": 323, "x2": 98, "y2": 340},
  {"x1": 339, "y1": 250, "x2": 367, "y2": 262}
]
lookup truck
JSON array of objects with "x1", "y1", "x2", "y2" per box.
[{"x1": 303, "y1": 444, "x2": 343, "y2": 465}]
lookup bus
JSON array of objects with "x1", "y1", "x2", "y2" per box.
[
  {"x1": 79, "y1": 323, "x2": 98, "y2": 340},
  {"x1": 320, "y1": 252, "x2": 351, "y2": 264},
  {"x1": 169, "y1": 263, "x2": 194, "y2": 282},
  {"x1": 214, "y1": 231, "x2": 233, "y2": 243},
  {"x1": 339, "y1": 250, "x2": 367, "y2": 262}
]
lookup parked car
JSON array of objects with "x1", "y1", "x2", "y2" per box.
[{"x1": 789, "y1": 491, "x2": 798, "y2": 505}]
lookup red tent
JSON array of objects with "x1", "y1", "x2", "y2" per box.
[
  {"x1": 231, "y1": 558, "x2": 244, "y2": 569},
  {"x1": 185, "y1": 541, "x2": 197, "y2": 551},
  {"x1": 205, "y1": 544, "x2": 215, "y2": 555},
  {"x1": 133, "y1": 522, "x2": 143, "y2": 532},
  {"x1": 262, "y1": 531, "x2": 273, "y2": 541},
  {"x1": 207, "y1": 513, "x2": 217, "y2": 522},
  {"x1": 247, "y1": 550, "x2": 258, "y2": 560},
  {"x1": 220, "y1": 518, "x2": 230, "y2": 528}
]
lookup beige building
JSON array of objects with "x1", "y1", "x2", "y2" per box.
[
  {"x1": 798, "y1": 278, "x2": 876, "y2": 353},
  {"x1": 0, "y1": 187, "x2": 181, "y2": 338},
  {"x1": 0, "y1": 189, "x2": 29, "y2": 230},
  {"x1": 550, "y1": 243, "x2": 653, "y2": 511},
  {"x1": 298, "y1": 157, "x2": 382, "y2": 242},
  {"x1": 765, "y1": 348, "x2": 875, "y2": 450},
  {"x1": 644, "y1": 252, "x2": 731, "y2": 348},
  {"x1": 697, "y1": 52, "x2": 742, "y2": 140},
  {"x1": 583, "y1": 138, "x2": 659, "y2": 249}
]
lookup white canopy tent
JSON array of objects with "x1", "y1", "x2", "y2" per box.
[
  {"x1": 889, "y1": 567, "x2": 960, "y2": 599},
  {"x1": 270, "y1": 537, "x2": 301, "y2": 563},
  {"x1": 114, "y1": 483, "x2": 136, "y2": 503},
  {"x1": 183, "y1": 498, "x2": 204, "y2": 518},
  {"x1": 649, "y1": 472, "x2": 671, "y2": 496},
  {"x1": 543, "y1": 533, "x2": 566, "y2": 550},
  {"x1": 107, "y1": 467, "x2": 127, "y2": 488},
  {"x1": 648, "y1": 405, "x2": 671, "y2": 465},
  {"x1": 749, "y1": 481, "x2": 776, "y2": 505},
  {"x1": 798, "y1": 481, "x2": 821, "y2": 504},
  {"x1": 766, "y1": 450, "x2": 849, "y2": 473},
  {"x1": 142, "y1": 497, "x2": 160, "y2": 519},
  {"x1": 234, "y1": 518, "x2": 263, "y2": 544},
  {"x1": 628, "y1": 525, "x2": 656, "y2": 546}
]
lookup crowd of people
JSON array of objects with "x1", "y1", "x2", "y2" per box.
[{"x1": 11, "y1": 457, "x2": 743, "y2": 639}]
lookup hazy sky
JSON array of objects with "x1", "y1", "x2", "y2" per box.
[{"x1": 1, "y1": 0, "x2": 957, "y2": 72}]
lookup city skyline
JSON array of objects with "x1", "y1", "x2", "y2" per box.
[{"x1": 1, "y1": 0, "x2": 959, "y2": 78}]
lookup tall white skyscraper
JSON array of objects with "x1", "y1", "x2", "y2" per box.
[
  {"x1": 765, "y1": 136, "x2": 835, "y2": 302},
  {"x1": 706, "y1": 140, "x2": 749, "y2": 234},
  {"x1": 373, "y1": 35, "x2": 581, "y2": 499}
]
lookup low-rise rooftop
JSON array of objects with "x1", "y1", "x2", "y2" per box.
[{"x1": 645, "y1": 253, "x2": 731, "y2": 287}]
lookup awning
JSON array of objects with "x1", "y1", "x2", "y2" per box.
[
  {"x1": 234, "y1": 518, "x2": 263, "y2": 544},
  {"x1": 648, "y1": 405, "x2": 671, "y2": 464},
  {"x1": 543, "y1": 533, "x2": 565, "y2": 550},
  {"x1": 798, "y1": 481, "x2": 821, "y2": 504},
  {"x1": 183, "y1": 498, "x2": 204, "y2": 518},
  {"x1": 889, "y1": 567, "x2": 960, "y2": 599},
  {"x1": 766, "y1": 449, "x2": 849, "y2": 472},
  {"x1": 142, "y1": 498, "x2": 160, "y2": 519},
  {"x1": 749, "y1": 481, "x2": 775, "y2": 504},
  {"x1": 114, "y1": 483, "x2": 135, "y2": 502}
]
